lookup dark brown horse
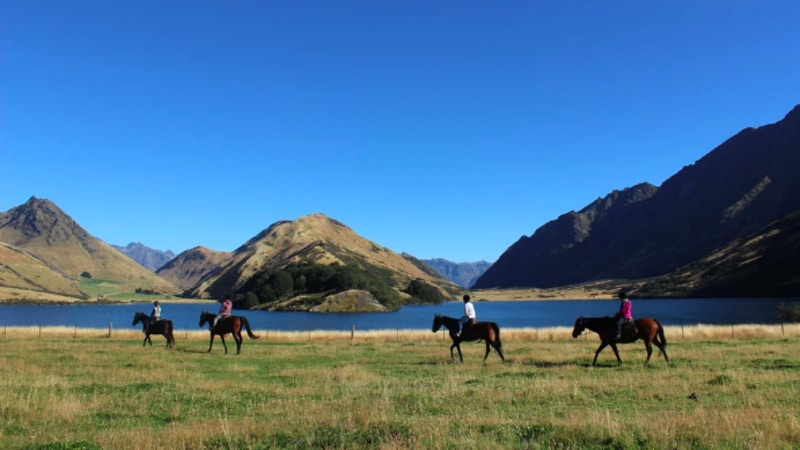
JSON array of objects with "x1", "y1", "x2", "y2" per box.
[
  {"x1": 572, "y1": 316, "x2": 669, "y2": 366},
  {"x1": 199, "y1": 311, "x2": 259, "y2": 354},
  {"x1": 132, "y1": 312, "x2": 175, "y2": 349},
  {"x1": 432, "y1": 314, "x2": 504, "y2": 362}
]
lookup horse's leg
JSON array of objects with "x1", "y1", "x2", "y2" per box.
[
  {"x1": 207, "y1": 334, "x2": 215, "y2": 352},
  {"x1": 142, "y1": 334, "x2": 148, "y2": 347},
  {"x1": 653, "y1": 329, "x2": 670, "y2": 363},
  {"x1": 592, "y1": 342, "x2": 608, "y2": 366},
  {"x1": 483, "y1": 341, "x2": 491, "y2": 362},
  {"x1": 610, "y1": 343, "x2": 622, "y2": 365},
  {"x1": 452, "y1": 342, "x2": 464, "y2": 362},
  {"x1": 146, "y1": 334, "x2": 153, "y2": 346},
  {"x1": 220, "y1": 335, "x2": 228, "y2": 354},
  {"x1": 234, "y1": 331, "x2": 243, "y2": 354},
  {"x1": 643, "y1": 339, "x2": 653, "y2": 365},
  {"x1": 449, "y1": 342, "x2": 457, "y2": 360},
  {"x1": 494, "y1": 341, "x2": 505, "y2": 361},
  {"x1": 655, "y1": 339, "x2": 669, "y2": 363}
]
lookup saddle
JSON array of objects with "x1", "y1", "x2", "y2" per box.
[{"x1": 621, "y1": 318, "x2": 636, "y2": 337}]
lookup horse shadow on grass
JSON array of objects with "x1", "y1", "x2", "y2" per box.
[{"x1": 516, "y1": 358, "x2": 577, "y2": 369}]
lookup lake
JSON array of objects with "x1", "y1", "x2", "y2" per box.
[{"x1": 0, "y1": 298, "x2": 797, "y2": 331}]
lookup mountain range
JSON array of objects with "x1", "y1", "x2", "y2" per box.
[
  {"x1": 2, "y1": 104, "x2": 798, "y2": 303},
  {"x1": 159, "y1": 213, "x2": 461, "y2": 310},
  {"x1": 0, "y1": 197, "x2": 179, "y2": 299},
  {"x1": 0, "y1": 200, "x2": 461, "y2": 310},
  {"x1": 474, "y1": 104, "x2": 800, "y2": 297},
  {"x1": 111, "y1": 243, "x2": 175, "y2": 271},
  {"x1": 420, "y1": 258, "x2": 492, "y2": 288},
  {"x1": 118, "y1": 242, "x2": 488, "y2": 289}
]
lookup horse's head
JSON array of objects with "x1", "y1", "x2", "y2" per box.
[
  {"x1": 572, "y1": 316, "x2": 587, "y2": 338},
  {"x1": 432, "y1": 314, "x2": 442, "y2": 333},
  {"x1": 132, "y1": 312, "x2": 145, "y2": 326},
  {"x1": 199, "y1": 311, "x2": 212, "y2": 327}
]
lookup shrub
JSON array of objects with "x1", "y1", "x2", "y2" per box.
[
  {"x1": 778, "y1": 303, "x2": 800, "y2": 323},
  {"x1": 404, "y1": 279, "x2": 446, "y2": 304}
]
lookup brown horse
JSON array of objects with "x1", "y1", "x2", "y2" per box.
[
  {"x1": 132, "y1": 312, "x2": 175, "y2": 349},
  {"x1": 199, "y1": 311, "x2": 259, "y2": 354},
  {"x1": 432, "y1": 314, "x2": 504, "y2": 362},
  {"x1": 572, "y1": 316, "x2": 669, "y2": 366}
]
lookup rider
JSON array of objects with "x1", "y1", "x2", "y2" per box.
[
  {"x1": 214, "y1": 296, "x2": 233, "y2": 327},
  {"x1": 150, "y1": 300, "x2": 161, "y2": 321},
  {"x1": 456, "y1": 294, "x2": 476, "y2": 337},
  {"x1": 614, "y1": 290, "x2": 632, "y2": 340}
]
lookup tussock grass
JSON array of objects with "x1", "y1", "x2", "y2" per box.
[
  {"x1": 4, "y1": 323, "x2": 800, "y2": 341},
  {"x1": 2, "y1": 326, "x2": 799, "y2": 448}
]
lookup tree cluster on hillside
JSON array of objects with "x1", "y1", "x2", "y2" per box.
[
  {"x1": 233, "y1": 262, "x2": 446, "y2": 311},
  {"x1": 778, "y1": 303, "x2": 800, "y2": 323}
]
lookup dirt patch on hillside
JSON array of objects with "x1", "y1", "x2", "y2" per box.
[{"x1": 471, "y1": 280, "x2": 643, "y2": 301}]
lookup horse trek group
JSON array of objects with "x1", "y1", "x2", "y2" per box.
[
  {"x1": 133, "y1": 291, "x2": 670, "y2": 365},
  {"x1": 132, "y1": 308, "x2": 260, "y2": 355}
]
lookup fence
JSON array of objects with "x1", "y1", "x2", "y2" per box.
[{"x1": 3, "y1": 323, "x2": 800, "y2": 343}]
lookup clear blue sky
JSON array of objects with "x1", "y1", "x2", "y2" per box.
[{"x1": 2, "y1": 1, "x2": 799, "y2": 263}]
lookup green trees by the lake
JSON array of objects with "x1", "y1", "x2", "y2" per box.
[{"x1": 234, "y1": 262, "x2": 446, "y2": 311}]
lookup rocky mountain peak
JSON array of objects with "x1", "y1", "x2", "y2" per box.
[{"x1": 0, "y1": 196, "x2": 90, "y2": 246}]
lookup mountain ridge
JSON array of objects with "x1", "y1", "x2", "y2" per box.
[
  {"x1": 474, "y1": 104, "x2": 800, "y2": 293},
  {"x1": 0, "y1": 197, "x2": 179, "y2": 297},
  {"x1": 111, "y1": 242, "x2": 175, "y2": 271},
  {"x1": 421, "y1": 258, "x2": 492, "y2": 288}
]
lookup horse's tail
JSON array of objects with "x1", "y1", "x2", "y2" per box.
[
  {"x1": 491, "y1": 322, "x2": 502, "y2": 350},
  {"x1": 165, "y1": 320, "x2": 175, "y2": 346},
  {"x1": 241, "y1": 316, "x2": 260, "y2": 339},
  {"x1": 655, "y1": 318, "x2": 667, "y2": 348}
]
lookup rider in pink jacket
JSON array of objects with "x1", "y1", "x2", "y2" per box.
[
  {"x1": 214, "y1": 297, "x2": 233, "y2": 327},
  {"x1": 614, "y1": 291, "x2": 632, "y2": 340}
]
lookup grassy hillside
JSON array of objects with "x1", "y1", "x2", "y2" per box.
[
  {"x1": 0, "y1": 197, "x2": 179, "y2": 299},
  {"x1": 1, "y1": 325, "x2": 799, "y2": 449},
  {"x1": 0, "y1": 243, "x2": 85, "y2": 298},
  {"x1": 192, "y1": 214, "x2": 461, "y2": 310}
]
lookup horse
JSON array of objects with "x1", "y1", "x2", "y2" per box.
[
  {"x1": 198, "y1": 311, "x2": 260, "y2": 354},
  {"x1": 432, "y1": 314, "x2": 504, "y2": 362},
  {"x1": 132, "y1": 312, "x2": 175, "y2": 349},
  {"x1": 572, "y1": 316, "x2": 669, "y2": 366}
]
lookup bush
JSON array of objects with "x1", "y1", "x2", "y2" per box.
[
  {"x1": 778, "y1": 303, "x2": 800, "y2": 323},
  {"x1": 236, "y1": 262, "x2": 404, "y2": 310},
  {"x1": 404, "y1": 279, "x2": 446, "y2": 304}
]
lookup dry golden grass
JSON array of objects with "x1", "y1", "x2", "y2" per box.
[
  {"x1": 4, "y1": 322, "x2": 800, "y2": 342},
  {"x1": 1, "y1": 324, "x2": 799, "y2": 449}
]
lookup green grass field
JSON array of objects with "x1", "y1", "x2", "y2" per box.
[
  {"x1": 1, "y1": 325, "x2": 799, "y2": 449},
  {"x1": 77, "y1": 278, "x2": 177, "y2": 302}
]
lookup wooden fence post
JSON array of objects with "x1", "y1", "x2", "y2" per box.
[
  {"x1": 351, "y1": 325, "x2": 355, "y2": 344},
  {"x1": 108, "y1": 322, "x2": 113, "y2": 338}
]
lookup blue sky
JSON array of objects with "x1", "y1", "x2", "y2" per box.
[{"x1": 2, "y1": 1, "x2": 799, "y2": 263}]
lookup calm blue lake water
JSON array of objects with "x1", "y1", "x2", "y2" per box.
[{"x1": 0, "y1": 298, "x2": 797, "y2": 331}]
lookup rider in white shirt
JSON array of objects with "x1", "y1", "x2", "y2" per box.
[
  {"x1": 457, "y1": 294, "x2": 476, "y2": 336},
  {"x1": 151, "y1": 300, "x2": 161, "y2": 321}
]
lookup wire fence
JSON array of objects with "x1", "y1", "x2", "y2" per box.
[{"x1": 2, "y1": 322, "x2": 800, "y2": 343}]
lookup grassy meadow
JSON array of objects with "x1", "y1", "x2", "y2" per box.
[{"x1": 1, "y1": 324, "x2": 799, "y2": 449}]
